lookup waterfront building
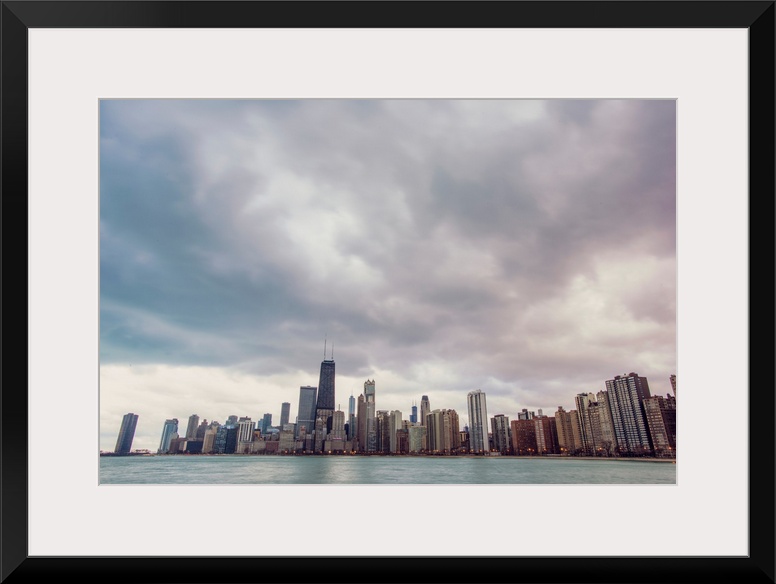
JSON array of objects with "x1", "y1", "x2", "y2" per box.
[
  {"x1": 511, "y1": 418, "x2": 537, "y2": 455},
  {"x1": 574, "y1": 393, "x2": 595, "y2": 454},
  {"x1": 297, "y1": 385, "x2": 318, "y2": 438},
  {"x1": 491, "y1": 414, "x2": 511, "y2": 454},
  {"x1": 594, "y1": 390, "x2": 617, "y2": 455},
  {"x1": 643, "y1": 394, "x2": 676, "y2": 456},
  {"x1": 390, "y1": 410, "x2": 403, "y2": 453},
  {"x1": 534, "y1": 416, "x2": 559, "y2": 455},
  {"x1": 459, "y1": 428, "x2": 469, "y2": 452},
  {"x1": 314, "y1": 416, "x2": 326, "y2": 453},
  {"x1": 410, "y1": 402, "x2": 418, "y2": 424},
  {"x1": 331, "y1": 410, "x2": 346, "y2": 441},
  {"x1": 408, "y1": 425, "x2": 426, "y2": 453},
  {"x1": 376, "y1": 410, "x2": 391, "y2": 453},
  {"x1": 605, "y1": 372, "x2": 652, "y2": 455},
  {"x1": 237, "y1": 417, "x2": 255, "y2": 454},
  {"x1": 554, "y1": 407, "x2": 575, "y2": 453},
  {"x1": 114, "y1": 412, "x2": 139, "y2": 455},
  {"x1": 195, "y1": 419, "x2": 209, "y2": 440},
  {"x1": 185, "y1": 414, "x2": 200, "y2": 440},
  {"x1": 425, "y1": 409, "x2": 460, "y2": 453},
  {"x1": 568, "y1": 410, "x2": 584, "y2": 454},
  {"x1": 158, "y1": 418, "x2": 178, "y2": 454},
  {"x1": 315, "y1": 344, "x2": 336, "y2": 432},
  {"x1": 364, "y1": 380, "x2": 377, "y2": 452},
  {"x1": 280, "y1": 402, "x2": 291, "y2": 428},
  {"x1": 202, "y1": 421, "x2": 220, "y2": 454},
  {"x1": 396, "y1": 429, "x2": 409, "y2": 454},
  {"x1": 467, "y1": 390, "x2": 489, "y2": 454}
]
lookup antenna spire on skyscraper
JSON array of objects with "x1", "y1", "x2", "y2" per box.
[
  {"x1": 324, "y1": 334, "x2": 327, "y2": 359},
  {"x1": 331, "y1": 341, "x2": 334, "y2": 360}
]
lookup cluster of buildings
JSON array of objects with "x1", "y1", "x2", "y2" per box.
[{"x1": 110, "y1": 348, "x2": 677, "y2": 458}]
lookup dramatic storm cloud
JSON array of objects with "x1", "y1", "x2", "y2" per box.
[{"x1": 99, "y1": 99, "x2": 676, "y2": 451}]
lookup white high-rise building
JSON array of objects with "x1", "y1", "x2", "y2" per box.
[{"x1": 467, "y1": 390, "x2": 489, "y2": 454}]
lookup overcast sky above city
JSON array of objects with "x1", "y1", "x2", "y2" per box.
[{"x1": 99, "y1": 99, "x2": 676, "y2": 452}]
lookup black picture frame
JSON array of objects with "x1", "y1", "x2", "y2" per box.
[{"x1": 2, "y1": 2, "x2": 773, "y2": 583}]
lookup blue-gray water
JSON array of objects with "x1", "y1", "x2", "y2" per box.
[{"x1": 100, "y1": 455, "x2": 676, "y2": 484}]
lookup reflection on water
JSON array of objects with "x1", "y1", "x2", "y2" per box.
[{"x1": 100, "y1": 455, "x2": 676, "y2": 485}]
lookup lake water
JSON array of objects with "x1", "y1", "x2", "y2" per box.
[{"x1": 100, "y1": 455, "x2": 676, "y2": 484}]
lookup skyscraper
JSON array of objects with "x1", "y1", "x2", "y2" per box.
[
  {"x1": 410, "y1": 402, "x2": 418, "y2": 424},
  {"x1": 261, "y1": 413, "x2": 272, "y2": 435},
  {"x1": 356, "y1": 393, "x2": 367, "y2": 451},
  {"x1": 670, "y1": 374, "x2": 677, "y2": 398},
  {"x1": 420, "y1": 395, "x2": 430, "y2": 427},
  {"x1": 605, "y1": 372, "x2": 652, "y2": 455},
  {"x1": 114, "y1": 413, "x2": 139, "y2": 455},
  {"x1": 280, "y1": 402, "x2": 291, "y2": 428},
  {"x1": 467, "y1": 390, "x2": 489, "y2": 454},
  {"x1": 297, "y1": 385, "x2": 317, "y2": 438},
  {"x1": 364, "y1": 379, "x2": 377, "y2": 452},
  {"x1": 185, "y1": 414, "x2": 200, "y2": 440},
  {"x1": 348, "y1": 394, "x2": 356, "y2": 440},
  {"x1": 158, "y1": 418, "x2": 178, "y2": 454},
  {"x1": 315, "y1": 343, "x2": 336, "y2": 432}
]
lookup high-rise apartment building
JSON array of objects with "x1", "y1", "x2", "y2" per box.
[
  {"x1": 115, "y1": 413, "x2": 139, "y2": 455},
  {"x1": 467, "y1": 390, "x2": 489, "y2": 454},
  {"x1": 574, "y1": 393, "x2": 594, "y2": 454},
  {"x1": 554, "y1": 407, "x2": 576, "y2": 453},
  {"x1": 280, "y1": 402, "x2": 291, "y2": 428},
  {"x1": 605, "y1": 372, "x2": 652, "y2": 455},
  {"x1": 491, "y1": 414, "x2": 511, "y2": 454},
  {"x1": 408, "y1": 425, "x2": 426, "y2": 453},
  {"x1": 643, "y1": 394, "x2": 676, "y2": 456},
  {"x1": 534, "y1": 416, "x2": 559, "y2": 455},
  {"x1": 185, "y1": 414, "x2": 200, "y2": 440},
  {"x1": 425, "y1": 409, "x2": 460, "y2": 453},
  {"x1": 158, "y1": 418, "x2": 178, "y2": 454},
  {"x1": 510, "y1": 418, "x2": 537, "y2": 455},
  {"x1": 297, "y1": 385, "x2": 317, "y2": 438}
]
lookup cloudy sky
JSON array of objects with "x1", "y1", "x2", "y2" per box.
[{"x1": 99, "y1": 99, "x2": 676, "y2": 452}]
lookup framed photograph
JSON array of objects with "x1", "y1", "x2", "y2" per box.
[{"x1": 3, "y1": 1, "x2": 773, "y2": 583}]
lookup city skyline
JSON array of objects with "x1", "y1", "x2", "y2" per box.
[{"x1": 100, "y1": 99, "x2": 676, "y2": 452}]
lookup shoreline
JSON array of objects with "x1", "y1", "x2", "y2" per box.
[{"x1": 102, "y1": 453, "x2": 676, "y2": 463}]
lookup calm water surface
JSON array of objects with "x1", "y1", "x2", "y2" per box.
[{"x1": 100, "y1": 455, "x2": 676, "y2": 484}]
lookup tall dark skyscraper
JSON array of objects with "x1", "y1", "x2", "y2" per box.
[
  {"x1": 297, "y1": 385, "x2": 317, "y2": 438},
  {"x1": 280, "y1": 402, "x2": 291, "y2": 427},
  {"x1": 410, "y1": 402, "x2": 418, "y2": 424},
  {"x1": 115, "y1": 412, "x2": 139, "y2": 455},
  {"x1": 315, "y1": 341, "x2": 336, "y2": 432}
]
